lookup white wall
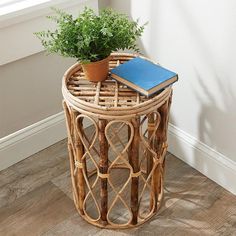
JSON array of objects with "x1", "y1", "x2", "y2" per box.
[
  {"x1": 98, "y1": 0, "x2": 110, "y2": 9},
  {"x1": 111, "y1": 0, "x2": 236, "y2": 162},
  {"x1": 110, "y1": 0, "x2": 236, "y2": 194},
  {"x1": 0, "y1": 53, "x2": 75, "y2": 137},
  {"x1": 0, "y1": 0, "x2": 98, "y2": 138}
]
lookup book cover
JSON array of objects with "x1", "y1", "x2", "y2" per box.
[{"x1": 111, "y1": 57, "x2": 178, "y2": 96}]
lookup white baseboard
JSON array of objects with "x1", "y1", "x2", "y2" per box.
[
  {"x1": 168, "y1": 123, "x2": 236, "y2": 195},
  {"x1": 0, "y1": 112, "x2": 67, "y2": 171},
  {"x1": 0, "y1": 111, "x2": 92, "y2": 171}
]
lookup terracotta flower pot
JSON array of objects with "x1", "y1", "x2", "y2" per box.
[{"x1": 81, "y1": 56, "x2": 110, "y2": 82}]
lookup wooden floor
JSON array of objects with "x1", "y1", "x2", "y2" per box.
[{"x1": 0, "y1": 139, "x2": 236, "y2": 236}]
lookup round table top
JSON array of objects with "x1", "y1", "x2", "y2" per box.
[{"x1": 62, "y1": 53, "x2": 172, "y2": 119}]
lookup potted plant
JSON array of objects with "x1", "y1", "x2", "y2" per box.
[{"x1": 35, "y1": 7, "x2": 145, "y2": 82}]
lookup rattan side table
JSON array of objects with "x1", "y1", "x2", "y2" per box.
[{"x1": 62, "y1": 53, "x2": 172, "y2": 229}]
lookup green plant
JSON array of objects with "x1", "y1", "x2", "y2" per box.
[{"x1": 35, "y1": 7, "x2": 146, "y2": 63}]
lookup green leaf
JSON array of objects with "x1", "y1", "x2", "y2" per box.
[{"x1": 34, "y1": 7, "x2": 147, "y2": 62}]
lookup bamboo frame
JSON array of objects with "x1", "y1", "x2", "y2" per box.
[
  {"x1": 129, "y1": 117, "x2": 140, "y2": 225},
  {"x1": 62, "y1": 53, "x2": 173, "y2": 229},
  {"x1": 98, "y1": 119, "x2": 108, "y2": 225}
]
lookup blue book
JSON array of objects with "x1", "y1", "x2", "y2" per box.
[{"x1": 111, "y1": 57, "x2": 178, "y2": 96}]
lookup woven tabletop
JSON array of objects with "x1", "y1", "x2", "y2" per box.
[{"x1": 62, "y1": 53, "x2": 172, "y2": 119}]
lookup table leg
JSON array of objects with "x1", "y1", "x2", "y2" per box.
[
  {"x1": 98, "y1": 119, "x2": 108, "y2": 225},
  {"x1": 63, "y1": 101, "x2": 86, "y2": 215},
  {"x1": 63, "y1": 102, "x2": 80, "y2": 209},
  {"x1": 153, "y1": 101, "x2": 169, "y2": 211},
  {"x1": 74, "y1": 113, "x2": 86, "y2": 215},
  {"x1": 129, "y1": 117, "x2": 140, "y2": 225},
  {"x1": 147, "y1": 113, "x2": 155, "y2": 175}
]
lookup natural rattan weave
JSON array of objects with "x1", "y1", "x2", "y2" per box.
[{"x1": 62, "y1": 53, "x2": 173, "y2": 229}]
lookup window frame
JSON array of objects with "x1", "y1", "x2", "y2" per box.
[
  {"x1": 0, "y1": 0, "x2": 88, "y2": 28},
  {"x1": 0, "y1": 0, "x2": 98, "y2": 66}
]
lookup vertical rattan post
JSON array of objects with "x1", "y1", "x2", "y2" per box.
[
  {"x1": 129, "y1": 117, "x2": 140, "y2": 225},
  {"x1": 147, "y1": 113, "x2": 155, "y2": 175},
  {"x1": 147, "y1": 113, "x2": 155, "y2": 211},
  {"x1": 153, "y1": 100, "x2": 169, "y2": 212},
  {"x1": 63, "y1": 102, "x2": 80, "y2": 209},
  {"x1": 63, "y1": 102, "x2": 86, "y2": 215},
  {"x1": 162, "y1": 94, "x2": 172, "y2": 171},
  {"x1": 74, "y1": 112, "x2": 86, "y2": 215},
  {"x1": 98, "y1": 119, "x2": 108, "y2": 225}
]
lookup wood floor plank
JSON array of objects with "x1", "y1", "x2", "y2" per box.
[
  {"x1": 0, "y1": 136, "x2": 235, "y2": 235},
  {"x1": 129, "y1": 178, "x2": 236, "y2": 236},
  {"x1": 42, "y1": 214, "x2": 100, "y2": 236},
  {"x1": 160, "y1": 153, "x2": 207, "y2": 213},
  {"x1": 0, "y1": 140, "x2": 69, "y2": 208},
  {"x1": 51, "y1": 170, "x2": 73, "y2": 200},
  {"x1": 0, "y1": 182, "x2": 76, "y2": 236}
]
